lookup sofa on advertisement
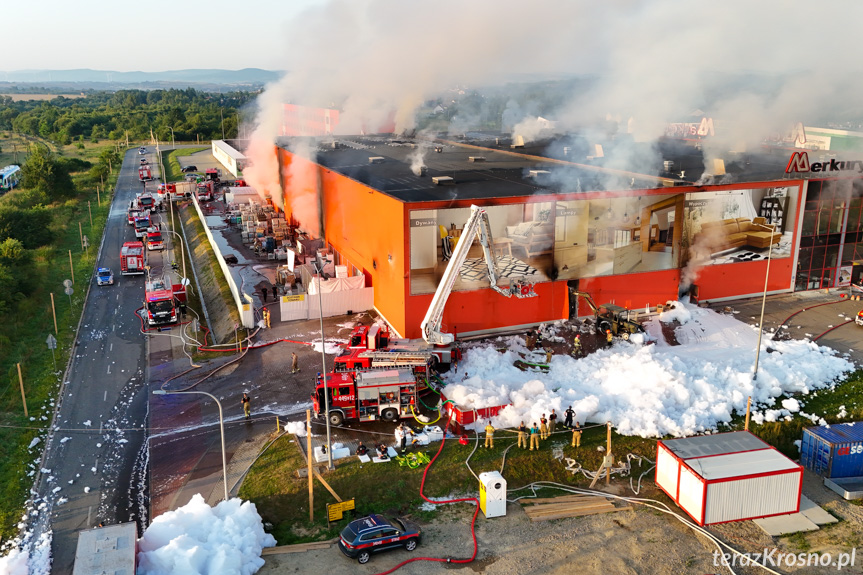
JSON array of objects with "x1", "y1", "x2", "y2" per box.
[{"x1": 693, "y1": 217, "x2": 781, "y2": 254}]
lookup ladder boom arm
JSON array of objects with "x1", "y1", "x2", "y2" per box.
[{"x1": 421, "y1": 205, "x2": 505, "y2": 344}]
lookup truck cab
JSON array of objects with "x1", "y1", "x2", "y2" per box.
[
  {"x1": 134, "y1": 215, "x2": 151, "y2": 238},
  {"x1": 146, "y1": 228, "x2": 164, "y2": 251}
]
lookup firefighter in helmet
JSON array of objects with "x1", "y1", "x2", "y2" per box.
[
  {"x1": 572, "y1": 334, "x2": 582, "y2": 357},
  {"x1": 484, "y1": 421, "x2": 495, "y2": 448},
  {"x1": 606, "y1": 329, "x2": 613, "y2": 346}
]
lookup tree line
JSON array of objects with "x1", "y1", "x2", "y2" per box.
[{"x1": 0, "y1": 88, "x2": 257, "y2": 145}]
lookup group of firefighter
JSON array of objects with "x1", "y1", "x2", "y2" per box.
[{"x1": 483, "y1": 406, "x2": 582, "y2": 451}]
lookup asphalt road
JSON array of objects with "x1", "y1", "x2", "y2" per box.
[{"x1": 34, "y1": 147, "x2": 173, "y2": 574}]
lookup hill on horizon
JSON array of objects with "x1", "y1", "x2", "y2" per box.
[{"x1": 0, "y1": 68, "x2": 282, "y2": 87}]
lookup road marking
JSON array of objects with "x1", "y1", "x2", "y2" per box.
[
  {"x1": 87, "y1": 506, "x2": 91, "y2": 525},
  {"x1": 110, "y1": 343, "x2": 113, "y2": 352},
  {"x1": 104, "y1": 390, "x2": 107, "y2": 401},
  {"x1": 107, "y1": 365, "x2": 111, "y2": 375}
]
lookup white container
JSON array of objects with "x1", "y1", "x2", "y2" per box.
[
  {"x1": 655, "y1": 431, "x2": 802, "y2": 526},
  {"x1": 479, "y1": 471, "x2": 507, "y2": 518}
]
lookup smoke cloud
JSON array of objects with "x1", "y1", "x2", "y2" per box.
[{"x1": 246, "y1": 0, "x2": 863, "y2": 232}]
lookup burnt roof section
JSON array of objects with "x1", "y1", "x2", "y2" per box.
[{"x1": 276, "y1": 134, "x2": 798, "y2": 204}]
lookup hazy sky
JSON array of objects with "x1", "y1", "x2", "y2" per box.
[{"x1": 0, "y1": 0, "x2": 320, "y2": 71}]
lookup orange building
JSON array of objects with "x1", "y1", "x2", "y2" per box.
[{"x1": 275, "y1": 135, "x2": 861, "y2": 339}]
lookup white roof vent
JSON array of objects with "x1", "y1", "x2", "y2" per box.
[
  {"x1": 432, "y1": 176, "x2": 454, "y2": 185},
  {"x1": 468, "y1": 156, "x2": 487, "y2": 162},
  {"x1": 511, "y1": 134, "x2": 525, "y2": 148},
  {"x1": 368, "y1": 156, "x2": 385, "y2": 164},
  {"x1": 529, "y1": 170, "x2": 551, "y2": 178}
]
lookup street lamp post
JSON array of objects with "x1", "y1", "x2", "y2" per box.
[
  {"x1": 314, "y1": 263, "x2": 333, "y2": 470},
  {"x1": 153, "y1": 389, "x2": 229, "y2": 502},
  {"x1": 163, "y1": 228, "x2": 186, "y2": 282},
  {"x1": 753, "y1": 236, "x2": 775, "y2": 381}
]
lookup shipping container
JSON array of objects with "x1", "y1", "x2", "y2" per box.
[
  {"x1": 800, "y1": 422, "x2": 863, "y2": 479},
  {"x1": 655, "y1": 431, "x2": 802, "y2": 526}
]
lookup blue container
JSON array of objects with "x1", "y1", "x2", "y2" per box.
[{"x1": 800, "y1": 423, "x2": 863, "y2": 479}]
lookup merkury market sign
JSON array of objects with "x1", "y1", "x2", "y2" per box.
[{"x1": 785, "y1": 151, "x2": 863, "y2": 174}]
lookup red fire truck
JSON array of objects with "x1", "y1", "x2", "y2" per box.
[
  {"x1": 136, "y1": 193, "x2": 156, "y2": 213},
  {"x1": 138, "y1": 165, "x2": 152, "y2": 182},
  {"x1": 196, "y1": 180, "x2": 214, "y2": 202},
  {"x1": 134, "y1": 214, "x2": 151, "y2": 238},
  {"x1": 333, "y1": 324, "x2": 459, "y2": 374},
  {"x1": 312, "y1": 368, "x2": 424, "y2": 426},
  {"x1": 144, "y1": 277, "x2": 187, "y2": 326},
  {"x1": 120, "y1": 242, "x2": 146, "y2": 275}
]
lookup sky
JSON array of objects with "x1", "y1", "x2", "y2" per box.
[{"x1": 0, "y1": 0, "x2": 320, "y2": 72}]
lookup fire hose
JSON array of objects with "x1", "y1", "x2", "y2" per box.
[{"x1": 371, "y1": 410, "x2": 479, "y2": 575}]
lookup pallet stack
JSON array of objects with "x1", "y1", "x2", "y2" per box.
[{"x1": 520, "y1": 494, "x2": 631, "y2": 522}]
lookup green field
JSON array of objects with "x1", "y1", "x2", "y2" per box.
[{"x1": 0, "y1": 133, "x2": 119, "y2": 539}]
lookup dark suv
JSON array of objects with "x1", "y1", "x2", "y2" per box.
[
  {"x1": 181, "y1": 165, "x2": 198, "y2": 173},
  {"x1": 338, "y1": 514, "x2": 421, "y2": 564}
]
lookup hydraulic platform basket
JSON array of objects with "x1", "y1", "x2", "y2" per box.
[{"x1": 655, "y1": 431, "x2": 802, "y2": 526}]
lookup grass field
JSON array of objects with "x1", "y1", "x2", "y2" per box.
[
  {"x1": 161, "y1": 147, "x2": 207, "y2": 183},
  {"x1": 0, "y1": 136, "x2": 119, "y2": 540}
]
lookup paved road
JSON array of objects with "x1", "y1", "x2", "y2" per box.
[{"x1": 33, "y1": 148, "x2": 164, "y2": 574}]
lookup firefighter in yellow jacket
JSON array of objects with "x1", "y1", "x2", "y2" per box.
[
  {"x1": 517, "y1": 421, "x2": 528, "y2": 449},
  {"x1": 484, "y1": 422, "x2": 495, "y2": 448},
  {"x1": 571, "y1": 421, "x2": 582, "y2": 448}
]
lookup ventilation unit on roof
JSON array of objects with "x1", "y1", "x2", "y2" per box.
[
  {"x1": 663, "y1": 160, "x2": 674, "y2": 172},
  {"x1": 563, "y1": 146, "x2": 571, "y2": 156},
  {"x1": 468, "y1": 156, "x2": 486, "y2": 163},
  {"x1": 511, "y1": 135, "x2": 525, "y2": 148},
  {"x1": 435, "y1": 146, "x2": 443, "y2": 153},
  {"x1": 529, "y1": 170, "x2": 551, "y2": 179},
  {"x1": 368, "y1": 156, "x2": 385, "y2": 164},
  {"x1": 432, "y1": 176, "x2": 454, "y2": 185}
]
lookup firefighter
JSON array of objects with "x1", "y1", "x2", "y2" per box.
[
  {"x1": 529, "y1": 422, "x2": 540, "y2": 450},
  {"x1": 572, "y1": 334, "x2": 582, "y2": 357},
  {"x1": 484, "y1": 422, "x2": 495, "y2": 448},
  {"x1": 571, "y1": 421, "x2": 582, "y2": 448},
  {"x1": 539, "y1": 413, "x2": 548, "y2": 440},
  {"x1": 545, "y1": 348, "x2": 552, "y2": 365},
  {"x1": 241, "y1": 393, "x2": 251, "y2": 419},
  {"x1": 356, "y1": 442, "x2": 368, "y2": 456},
  {"x1": 564, "y1": 406, "x2": 575, "y2": 429},
  {"x1": 517, "y1": 421, "x2": 528, "y2": 449},
  {"x1": 606, "y1": 329, "x2": 613, "y2": 346},
  {"x1": 262, "y1": 307, "x2": 270, "y2": 328},
  {"x1": 292, "y1": 352, "x2": 299, "y2": 373},
  {"x1": 549, "y1": 409, "x2": 558, "y2": 435}
]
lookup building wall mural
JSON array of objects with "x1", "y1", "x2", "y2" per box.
[{"x1": 408, "y1": 183, "x2": 800, "y2": 295}]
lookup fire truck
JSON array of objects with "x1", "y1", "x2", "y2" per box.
[
  {"x1": 157, "y1": 181, "x2": 195, "y2": 202},
  {"x1": 196, "y1": 180, "x2": 214, "y2": 201},
  {"x1": 312, "y1": 368, "x2": 425, "y2": 426},
  {"x1": 134, "y1": 214, "x2": 151, "y2": 238},
  {"x1": 127, "y1": 208, "x2": 144, "y2": 225},
  {"x1": 136, "y1": 192, "x2": 156, "y2": 213},
  {"x1": 120, "y1": 242, "x2": 146, "y2": 275},
  {"x1": 146, "y1": 227, "x2": 165, "y2": 251},
  {"x1": 333, "y1": 324, "x2": 456, "y2": 374},
  {"x1": 138, "y1": 165, "x2": 152, "y2": 182},
  {"x1": 144, "y1": 277, "x2": 186, "y2": 326},
  {"x1": 205, "y1": 168, "x2": 220, "y2": 182}
]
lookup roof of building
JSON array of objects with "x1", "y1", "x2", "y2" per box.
[
  {"x1": 805, "y1": 422, "x2": 863, "y2": 446},
  {"x1": 660, "y1": 431, "x2": 770, "y2": 460},
  {"x1": 72, "y1": 522, "x2": 137, "y2": 575},
  {"x1": 278, "y1": 133, "x2": 798, "y2": 204},
  {"x1": 686, "y1": 448, "x2": 800, "y2": 481}
]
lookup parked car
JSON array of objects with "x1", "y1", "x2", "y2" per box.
[
  {"x1": 338, "y1": 514, "x2": 421, "y2": 565},
  {"x1": 139, "y1": 147, "x2": 147, "y2": 155},
  {"x1": 96, "y1": 267, "x2": 114, "y2": 286},
  {"x1": 181, "y1": 165, "x2": 198, "y2": 173}
]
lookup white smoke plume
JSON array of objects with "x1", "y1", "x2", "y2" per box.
[
  {"x1": 407, "y1": 144, "x2": 427, "y2": 176},
  {"x1": 246, "y1": 0, "x2": 863, "y2": 232}
]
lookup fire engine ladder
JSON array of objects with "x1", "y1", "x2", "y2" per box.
[
  {"x1": 358, "y1": 350, "x2": 433, "y2": 367},
  {"x1": 420, "y1": 204, "x2": 537, "y2": 346}
]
